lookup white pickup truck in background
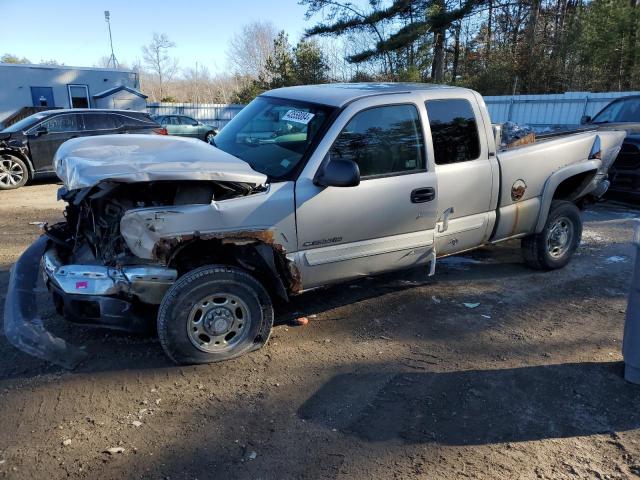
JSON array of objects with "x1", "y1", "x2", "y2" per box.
[{"x1": 4, "y1": 83, "x2": 627, "y2": 367}]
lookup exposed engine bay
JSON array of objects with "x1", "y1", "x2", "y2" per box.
[{"x1": 47, "y1": 180, "x2": 262, "y2": 267}]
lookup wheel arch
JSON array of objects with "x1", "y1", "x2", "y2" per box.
[
  {"x1": 0, "y1": 148, "x2": 34, "y2": 177},
  {"x1": 534, "y1": 161, "x2": 599, "y2": 233},
  {"x1": 162, "y1": 236, "x2": 301, "y2": 301}
]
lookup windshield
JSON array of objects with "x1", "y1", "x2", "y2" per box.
[
  {"x1": 213, "y1": 96, "x2": 335, "y2": 178},
  {"x1": 2, "y1": 112, "x2": 50, "y2": 133},
  {"x1": 592, "y1": 97, "x2": 640, "y2": 123}
]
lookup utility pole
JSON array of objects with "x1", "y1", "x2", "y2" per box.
[{"x1": 104, "y1": 11, "x2": 119, "y2": 68}]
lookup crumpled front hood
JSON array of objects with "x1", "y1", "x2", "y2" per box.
[{"x1": 54, "y1": 134, "x2": 267, "y2": 190}]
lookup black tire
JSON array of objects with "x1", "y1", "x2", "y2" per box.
[
  {"x1": 0, "y1": 154, "x2": 29, "y2": 190},
  {"x1": 157, "y1": 265, "x2": 273, "y2": 365},
  {"x1": 204, "y1": 131, "x2": 216, "y2": 143},
  {"x1": 522, "y1": 200, "x2": 582, "y2": 270}
]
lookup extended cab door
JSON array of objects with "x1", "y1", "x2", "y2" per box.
[
  {"x1": 425, "y1": 94, "x2": 499, "y2": 256},
  {"x1": 26, "y1": 113, "x2": 82, "y2": 173},
  {"x1": 294, "y1": 95, "x2": 438, "y2": 289}
]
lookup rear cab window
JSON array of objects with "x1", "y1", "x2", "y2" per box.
[
  {"x1": 425, "y1": 99, "x2": 481, "y2": 165},
  {"x1": 329, "y1": 104, "x2": 425, "y2": 178}
]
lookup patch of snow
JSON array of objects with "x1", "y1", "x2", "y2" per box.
[{"x1": 605, "y1": 256, "x2": 627, "y2": 263}]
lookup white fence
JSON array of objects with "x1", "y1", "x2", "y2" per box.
[
  {"x1": 484, "y1": 91, "x2": 640, "y2": 129},
  {"x1": 149, "y1": 91, "x2": 640, "y2": 132},
  {"x1": 146, "y1": 103, "x2": 245, "y2": 129}
]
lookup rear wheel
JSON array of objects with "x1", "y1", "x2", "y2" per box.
[
  {"x1": 0, "y1": 154, "x2": 29, "y2": 190},
  {"x1": 205, "y1": 131, "x2": 216, "y2": 143},
  {"x1": 522, "y1": 200, "x2": 582, "y2": 270},
  {"x1": 157, "y1": 265, "x2": 273, "y2": 365}
]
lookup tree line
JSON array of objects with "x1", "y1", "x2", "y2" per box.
[{"x1": 3, "y1": 0, "x2": 638, "y2": 103}]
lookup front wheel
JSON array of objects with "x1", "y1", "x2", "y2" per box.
[
  {"x1": 0, "y1": 154, "x2": 29, "y2": 190},
  {"x1": 521, "y1": 200, "x2": 582, "y2": 270},
  {"x1": 157, "y1": 265, "x2": 273, "y2": 365}
]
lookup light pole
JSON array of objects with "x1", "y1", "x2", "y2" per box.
[{"x1": 104, "y1": 10, "x2": 119, "y2": 68}]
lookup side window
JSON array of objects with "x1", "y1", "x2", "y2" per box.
[
  {"x1": 425, "y1": 99, "x2": 480, "y2": 165},
  {"x1": 329, "y1": 104, "x2": 425, "y2": 178},
  {"x1": 180, "y1": 116, "x2": 197, "y2": 125},
  {"x1": 40, "y1": 114, "x2": 80, "y2": 133},
  {"x1": 167, "y1": 116, "x2": 180, "y2": 125},
  {"x1": 83, "y1": 114, "x2": 119, "y2": 131}
]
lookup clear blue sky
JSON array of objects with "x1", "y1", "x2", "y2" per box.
[{"x1": 0, "y1": 0, "x2": 315, "y2": 73}]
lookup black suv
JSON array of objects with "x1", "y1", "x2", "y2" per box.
[
  {"x1": 0, "y1": 109, "x2": 165, "y2": 190},
  {"x1": 581, "y1": 95, "x2": 640, "y2": 199}
]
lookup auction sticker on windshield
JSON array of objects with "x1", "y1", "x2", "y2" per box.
[{"x1": 282, "y1": 110, "x2": 315, "y2": 124}]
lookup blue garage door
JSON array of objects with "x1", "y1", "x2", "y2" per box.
[{"x1": 30, "y1": 87, "x2": 54, "y2": 107}]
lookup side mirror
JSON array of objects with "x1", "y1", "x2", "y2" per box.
[
  {"x1": 314, "y1": 155, "x2": 360, "y2": 187},
  {"x1": 580, "y1": 115, "x2": 592, "y2": 125},
  {"x1": 31, "y1": 126, "x2": 48, "y2": 137}
]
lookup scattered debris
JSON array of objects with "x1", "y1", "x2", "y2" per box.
[
  {"x1": 481, "y1": 314, "x2": 492, "y2": 319},
  {"x1": 248, "y1": 451, "x2": 257, "y2": 460},
  {"x1": 104, "y1": 447, "x2": 125, "y2": 455},
  {"x1": 463, "y1": 303, "x2": 481, "y2": 309},
  {"x1": 293, "y1": 316, "x2": 309, "y2": 326},
  {"x1": 379, "y1": 335, "x2": 392, "y2": 340},
  {"x1": 131, "y1": 421, "x2": 142, "y2": 428},
  {"x1": 28, "y1": 221, "x2": 46, "y2": 228},
  {"x1": 62, "y1": 439, "x2": 72, "y2": 446},
  {"x1": 138, "y1": 408, "x2": 148, "y2": 415},
  {"x1": 431, "y1": 296, "x2": 442, "y2": 304},
  {"x1": 155, "y1": 399, "x2": 161, "y2": 406},
  {"x1": 441, "y1": 257, "x2": 484, "y2": 269}
]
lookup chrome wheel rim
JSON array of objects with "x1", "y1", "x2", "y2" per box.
[
  {"x1": 0, "y1": 158, "x2": 24, "y2": 187},
  {"x1": 186, "y1": 293, "x2": 251, "y2": 353},
  {"x1": 546, "y1": 216, "x2": 574, "y2": 258},
  {"x1": 206, "y1": 133, "x2": 215, "y2": 143}
]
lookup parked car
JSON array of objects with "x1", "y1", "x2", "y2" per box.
[
  {"x1": 581, "y1": 95, "x2": 640, "y2": 198},
  {"x1": 0, "y1": 109, "x2": 166, "y2": 190},
  {"x1": 4, "y1": 83, "x2": 625, "y2": 368},
  {"x1": 152, "y1": 115, "x2": 218, "y2": 143}
]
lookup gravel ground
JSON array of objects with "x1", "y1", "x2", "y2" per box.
[{"x1": 1, "y1": 182, "x2": 640, "y2": 480}]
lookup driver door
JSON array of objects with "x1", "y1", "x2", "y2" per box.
[
  {"x1": 178, "y1": 116, "x2": 201, "y2": 138},
  {"x1": 294, "y1": 97, "x2": 438, "y2": 289},
  {"x1": 27, "y1": 113, "x2": 82, "y2": 172}
]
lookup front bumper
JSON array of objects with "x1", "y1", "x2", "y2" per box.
[
  {"x1": 42, "y1": 246, "x2": 177, "y2": 305},
  {"x1": 3, "y1": 236, "x2": 87, "y2": 369},
  {"x1": 3, "y1": 237, "x2": 177, "y2": 369}
]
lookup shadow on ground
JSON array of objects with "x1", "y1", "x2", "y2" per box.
[{"x1": 299, "y1": 361, "x2": 640, "y2": 445}]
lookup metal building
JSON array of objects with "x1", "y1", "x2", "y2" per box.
[
  {"x1": 0, "y1": 63, "x2": 147, "y2": 127},
  {"x1": 484, "y1": 91, "x2": 640, "y2": 130}
]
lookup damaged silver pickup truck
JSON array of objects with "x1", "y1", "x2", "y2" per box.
[{"x1": 4, "y1": 83, "x2": 626, "y2": 368}]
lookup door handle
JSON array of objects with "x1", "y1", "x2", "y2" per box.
[{"x1": 410, "y1": 187, "x2": 435, "y2": 203}]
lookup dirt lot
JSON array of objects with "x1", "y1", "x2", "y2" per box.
[{"x1": 1, "y1": 181, "x2": 639, "y2": 480}]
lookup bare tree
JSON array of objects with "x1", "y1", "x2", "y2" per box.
[
  {"x1": 227, "y1": 21, "x2": 278, "y2": 79},
  {"x1": 142, "y1": 33, "x2": 179, "y2": 100}
]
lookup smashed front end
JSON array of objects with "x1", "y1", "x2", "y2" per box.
[{"x1": 4, "y1": 134, "x2": 271, "y2": 368}]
